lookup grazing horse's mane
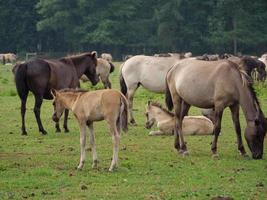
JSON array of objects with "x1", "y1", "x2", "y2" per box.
[
  {"x1": 66, "y1": 52, "x2": 93, "y2": 59},
  {"x1": 150, "y1": 102, "x2": 175, "y2": 117},
  {"x1": 59, "y1": 88, "x2": 88, "y2": 93}
]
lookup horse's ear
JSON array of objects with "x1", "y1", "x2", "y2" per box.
[{"x1": 91, "y1": 51, "x2": 98, "y2": 59}]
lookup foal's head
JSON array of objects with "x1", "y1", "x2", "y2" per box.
[
  {"x1": 145, "y1": 101, "x2": 156, "y2": 129},
  {"x1": 51, "y1": 89, "x2": 65, "y2": 123}
]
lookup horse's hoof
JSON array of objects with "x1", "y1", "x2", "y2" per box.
[
  {"x1": 130, "y1": 119, "x2": 137, "y2": 126},
  {"x1": 41, "y1": 130, "x2": 48, "y2": 135},
  {"x1": 21, "y1": 131, "x2": 28, "y2": 136},
  {"x1": 64, "y1": 129, "x2": 69, "y2": 133},
  {"x1": 55, "y1": 129, "x2": 61, "y2": 133},
  {"x1": 212, "y1": 154, "x2": 220, "y2": 160},
  {"x1": 92, "y1": 160, "x2": 98, "y2": 169},
  {"x1": 182, "y1": 151, "x2": 189, "y2": 157}
]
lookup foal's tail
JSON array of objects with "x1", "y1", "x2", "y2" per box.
[
  {"x1": 118, "y1": 94, "x2": 128, "y2": 133},
  {"x1": 109, "y1": 62, "x2": 115, "y2": 73},
  {"x1": 15, "y1": 62, "x2": 28, "y2": 99},
  {"x1": 165, "y1": 79, "x2": 173, "y2": 111},
  {"x1": 119, "y1": 63, "x2": 127, "y2": 96}
]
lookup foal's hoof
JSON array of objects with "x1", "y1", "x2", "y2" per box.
[
  {"x1": 212, "y1": 154, "x2": 220, "y2": 160},
  {"x1": 64, "y1": 129, "x2": 70, "y2": 133},
  {"x1": 130, "y1": 119, "x2": 137, "y2": 126},
  {"x1": 92, "y1": 160, "x2": 98, "y2": 169}
]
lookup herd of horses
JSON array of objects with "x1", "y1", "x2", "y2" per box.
[{"x1": 11, "y1": 51, "x2": 267, "y2": 171}]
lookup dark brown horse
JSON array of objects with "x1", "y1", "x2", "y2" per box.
[
  {"x1": 14, "y1": 52, "x2": 99, "y2": 135},
  {"x1": 165, "y1": 59, "x2": 267, "y2": 159}
]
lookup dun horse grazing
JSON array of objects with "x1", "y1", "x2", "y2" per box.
[
  {"x1": 80, "y1": 58, "x2": 115, "y2": 88},
  {"x1": 14, "y1": 52, "x2": 99, "y2": 135},
  {"x1": 165, "y1": 59, "x2": 267, "y2": 159},
  {"x1": 101, "y1": 53, "x2": 113, "y2": 62},
  {"x1": 145, "y1": 101, "x2": 214, "y2": 136},
  {"x1": 51, "y1": 89, "x2": 128, "y2": 172},
  {"x1": 120, "y1": 55, "x2": 187, "y2": 124}
]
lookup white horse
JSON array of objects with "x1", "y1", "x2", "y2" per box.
[
  {"x1": 120, "y1": 55, "x2": 188, "y2": 124},
  {"x1": 145, "y1": 101, "x2": 214, "y2": 136}
]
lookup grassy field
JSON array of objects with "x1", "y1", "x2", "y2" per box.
[{"x1": 0, "y1": 62, "x2": 266, "y2": 200}]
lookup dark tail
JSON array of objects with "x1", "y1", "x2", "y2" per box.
[
  {"x1": 109, "y1": 62, "x2": 115, "y2": 73},
  {"x1": 119, "y1": 95, "x2": 128, "y2": 133},
  {"x1": 165, "y1": 79, "x2": 173, "y2": 111},
  {"x1": 120, "y1": 70, "x2": 127, "y2": 96},
  {"x1": 15, "y1": 63, "x2": 28, "y2": 99}
]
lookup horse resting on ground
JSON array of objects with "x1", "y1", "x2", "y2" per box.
[
  {"x1": 14, "y1": 52, "x2": 99, "y2": 135},
  {"x1": 145, "y1": 101, "x2": 214, "y2": 136},
  {"x1": 165, "y1": 59, "x2": 267, "y2": 159},
  {"x1": 51, "y1": 88, "x2": 128, "y2": 172}
]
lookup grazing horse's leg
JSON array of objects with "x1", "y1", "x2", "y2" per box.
[
  {"x1": 178, "y1": 101, "x2": 191, "y2": 155},
  {"x1": 55, "y1": 122, "x2": 61, "y2": 133},
  {"x1": 127, "y1": 84, "x2": 139, "y2": 125},
  {"x1": 87, "y1": 122, "x2": 98, "y2": 168},
  {"x1": 211, "y1": 107, "x2": 224, "y2": 158},
  {"x1": 77, "y1": 122, "x2": 86, "y2": 170},
  {"x1": 108, "y1": 120, "x2": 120, "y2": 172},
  {"x1": 20, "y1": 92, "x2": 29, "y2": 135},
  {"x1": 63, "y1": 109, "x2": 69, "y2": 133},
  {"x1": 33, "y1": 95, "x2": 47, "y2": 135},
  {"x1": 229, "y1": 104, "x2": 248, "y2": 157},
  {"x1": 173, "y1": 97, "x2": 182, "y2": 152}
]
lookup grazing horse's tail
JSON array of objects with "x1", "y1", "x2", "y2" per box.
[
  {"x1": 119, "y1": 63, "x2": 127, "y2": 96},
  {"x1": 118, "y1": 94, "x2": 128, "y2": 133},
  {"x1": 165, "y1": 79, "x2": 173, "y2": 111},
  {"x1": 15, "y1": 63, "x2": 28, "y2": 99},
  {"x1": 109, "y1": 62, "x2": 115, "y2": 73}
]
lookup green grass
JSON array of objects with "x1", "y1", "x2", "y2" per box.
[{"x1": 0, "y1": 63, "x2": 267, "y2": 200}]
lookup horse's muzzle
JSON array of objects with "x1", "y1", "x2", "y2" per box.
[{"x1": 52, "y1": 113, "x2": 59, "y2": 122}]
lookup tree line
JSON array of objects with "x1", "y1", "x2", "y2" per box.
[{"x1": 0, "y1": 0, "x2": 267, "y2": 59}]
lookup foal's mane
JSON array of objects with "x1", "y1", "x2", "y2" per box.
[{"x1": 150, "y1": 102, "x2": 175, "y2": 117}]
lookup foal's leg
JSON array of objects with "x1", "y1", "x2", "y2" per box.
[
  {"x1": 77, "y1": 123, "x2": 87, "y2": 170},
  {"x1": 87, "y1": 122, "x2": 98, "y2": 168},
  {"x1": 63, "y1": 109, "x2": 69, "y2": 133},
  {"x1": 229, "y1": 104, "x2": 248, "y2": 157},
  {"x1": 33, "y1": 95, "x2": 47, "y2": 135},
  {"x1": 211, "y1": 107, "x2": 224, "y2": 158},
  {"x1": 108, "y1": 120, "x2": 120, "y2": 172},
  {"x1": 20, "y1": 91, "x2": 29, "y2": 135}
]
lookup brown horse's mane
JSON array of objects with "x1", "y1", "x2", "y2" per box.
[
  {"x1": 66, "y1": 52, "x2": 92, "y2": 59},
  {"x1": 59, "y1": 88, "x2": 88, "y2": 93},
  {"x1": 150, "y1": 101, "x2": 175, "y2": 117}
]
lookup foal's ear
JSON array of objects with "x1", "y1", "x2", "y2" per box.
[{"x1": 51, "y1": 89, "x2": 57, "y2": 98}]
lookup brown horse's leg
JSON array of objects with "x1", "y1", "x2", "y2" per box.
[
  {"x1": 21, "y1": 95, "x2": 28, "y2": 135},
  {"x1": 63, "y1": 109, "x2": 69, "y2": 133},
  {"x1": 178, "y1": 101, "x2": 191, "y2": 155},
  {"x1": 211, "y1": 108, "x2": 224, "y2": 158},
  {"x1": 229, "y1": 104, "x2": 248, "y2": 157},
  {"x1": 55, "y1": 122, "x2": 61, "y2": 133},
  {"x1": 33, "y1": 95, "x2": 47, "y2": 135}
]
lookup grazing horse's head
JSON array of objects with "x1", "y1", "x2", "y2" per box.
[
  {"x1": 145, "y1": 101, "x2": 156, "y2": 129},
  {"x1": 84, "y1": 51, "x2": 99, "y2": 86},
  {"x1": 51, "y1": 89, "x2": 65, "y2": 123},
  {"x1": 245, "y1": 114, "x2": 267, "y2": 159}
]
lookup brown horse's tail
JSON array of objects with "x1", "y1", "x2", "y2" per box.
[
  {"x1": 15, "y1": 63, "x2": 28, "y2": 100},
  {"x1": 165, "y1": 79, "x2": 173, "y2": 111},
  {"x1": 109, "y1": 62, "x2": 115, "y2": 73},
  {"x1": 118, "y1": 94, "x2": 128, "y2": 133},
  {"x1": 119, "y1": 63, "x2": 127, "y2": 96}
]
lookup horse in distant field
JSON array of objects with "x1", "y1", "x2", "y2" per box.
[
  {"x1": 145, "y1": 101, "x2": 214, "y2": 136},
  {"x1": 14, "y1": 52, "x2": 99, "y2": 135},
  {"x1": 51, "y1": 88, "x2": 128, "y2": 172},
  {"x1": 101, "y1": 53, "x2": 113, "y2": 62},
  {"x1": 165, "y1": 59, "x2": 267, "y2": 159},
  {"x1": 80, "y1": 58, "x2": 115, "y2": 89},
  {"x1": 228, "y1": 56, "x2": 266, "y2": 81},
  {"x1": 120, "y1": 55, "x2": 187, "y2": 124},
  {"x1": 0, "y1": 53, "x2": 16, "y2": 64}
]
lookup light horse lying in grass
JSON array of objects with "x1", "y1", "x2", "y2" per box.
[
  {"x1": 145, "y1": 101, "x2": 214, "y2": 136},
  {"x1": 51, "y1": 89, "x2": 128, "y2": 172},
  {"x1": 165, "y1": 59, "x2": 267, "y2": 159}
]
